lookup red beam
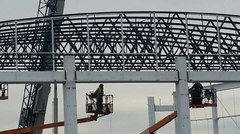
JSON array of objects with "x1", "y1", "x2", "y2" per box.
[{"x1": 0, "y1": 115, "x2": 97, "y2": 134}]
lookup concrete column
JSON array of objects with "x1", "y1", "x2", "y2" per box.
[
  {"x1": 63, "y1": 56, "x2": 78, "y2": 134},
  {"x1": 175, "y1": 57, "x2": 191, "y2": 134}
]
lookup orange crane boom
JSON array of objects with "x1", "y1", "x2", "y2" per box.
[
  {"x1": 140, "y1": 103, "x2": 217, "y2": 134},
  {"x1": 0, "y1": 115, "x2": 97, "y2": 134},
  {"x1": 140, "y1": 111, "x2": 177, "y2": 134}
]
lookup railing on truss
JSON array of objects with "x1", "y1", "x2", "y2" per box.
[{"x1": 1, "y1": 12, "x2": 240, "y2": 71}]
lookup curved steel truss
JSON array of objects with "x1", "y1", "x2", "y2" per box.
[{"x1": 1, "y1": 11, "x2": 240, "y2": 71}]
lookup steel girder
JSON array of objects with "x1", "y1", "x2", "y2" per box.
[{"x1": 1, "y1": 12, "x2": 240, "y2": 71}]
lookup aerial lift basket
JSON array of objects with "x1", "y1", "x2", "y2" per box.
[{"x1": 86, "y1": 93, "x2": 113, "y2": 115}]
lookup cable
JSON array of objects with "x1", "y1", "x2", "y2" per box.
[
  {"x1": 220, "y1": 92, "x2": 226, "y2": 134},
  {"x1": 233, "y1": 89, "x2": 238, "y2": 134},
  {"x1": 218, "y1": 96, "x2": 240, "y2": 131},
  {"x1": 109, "y1": 113, "x2": 112, "y2": 134}
]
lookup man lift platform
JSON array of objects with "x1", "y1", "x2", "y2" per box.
[
  {"x1": 86, "y1": 93, "x2": 113, "y2": 117},
  {"x1": 0, "y1": 84, "x2": 8, "y2": 100},
  {"x1": 86, "y1": 84, "x2": 113, "y2": 117},
  {"x1": 140, "y1": 101, "x2": 217, "y2": 134},
  {"x1": 140, "y1": 84, "x2": 218, "y2": 134},
  {"x1": 0, "y1": 92, "x2": 113, "y2": 134},
  {"x1": 189, "y1": 87, "x2": 217, "y2": 108},
  {"x1": 0, "y1": 115, "x2": 97, "y2": 134}
]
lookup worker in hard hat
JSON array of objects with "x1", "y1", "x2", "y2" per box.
[
  {"x1": 189, "y1": 82, "x2": 203, "y2": 104},
  {"x1": 94, "y1": 84, "x2": 104, "y2": 113}
]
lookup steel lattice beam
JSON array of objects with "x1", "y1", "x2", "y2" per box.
[{"x1": 1, "y1": 12, "x2": 240, "y2": 71}]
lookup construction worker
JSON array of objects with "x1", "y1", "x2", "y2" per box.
[
  {"x1": 189, "y1": 82, "x2": 203, "y2": 104},
  {"x1": 94, "y1": 84, "x2": 104, "y2": 113}
]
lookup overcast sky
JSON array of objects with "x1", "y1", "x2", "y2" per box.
[{"x1": 1, "y1": 0, "x2": 240, "y2": 134}]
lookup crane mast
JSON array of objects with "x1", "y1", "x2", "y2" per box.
[
  {"x1": 37, "y1": 0, "x2": 65, "y2": 17},
  {"x1": 18, "y1": 0, "x2": 65, "y2": 134}
]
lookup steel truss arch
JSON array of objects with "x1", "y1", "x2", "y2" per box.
[{"x1": 1, "y1": 11, "x2": 240, "y2": 71}]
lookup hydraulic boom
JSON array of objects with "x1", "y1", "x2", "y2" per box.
[{"x1": 1, "y1": 116, "x2": 97, "y2": 134}]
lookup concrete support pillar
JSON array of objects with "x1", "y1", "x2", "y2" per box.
[
  {"x1": 63, "y1": 56, "x2": 78, "y2": 134},
  {"x1": 175, "y1": 57, "x2": 191, "y2": 134},
  {"x1": 148, "y1": 97, "x2": 156, "y2": 128}
]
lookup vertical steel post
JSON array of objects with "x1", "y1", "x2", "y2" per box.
[
  {"x1": 53, "y1": 82, "x2": 58, "y2": 134},
  {"x1": 15, "y1": 21, "x2": 18, "y2": 71},
  {"x1": 51, "y1": 18, "x2": 58, "y2": 134},
  {"x1": 121, "y1": 13, "x2": 125, "y2": 71},
  {"x1": 216, "y1": 15, "x2": 222, "y2": 71},
  {"x1": 212, "y1": 106, "x2": 219, "y2": 134},
  {"x1": 153, "y1": 12, "x2": 158, "y2": 71},
  {"x1": 51, "y1": 17, "x2": 55, "y2": 71},
  {"x1": 172, "y1": 91, "x2": 178, "y2": 134},
  {"x1": 185, "y1": 14, "x2": 190, "y2": 72},
  {"x1": 63, "y1": 56, "x2": 77, "y2": 134},
  {"x1": 175, "y1": 57, "x2": 191, "y2": 134},
  {"x1": 87, "y1": 14, "x2": 91, "y2": 71},
  {"x1": 211, "y1": 83, "x2": 219, "y2": 134},
  {"x1": 148, "y1": 97, "x2": 156, "y2": 129}
]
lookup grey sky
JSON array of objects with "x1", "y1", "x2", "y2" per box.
[
  {"x1": 1, "y1": 0, "x2": 240, "y2": 21},
  {"x1": 1, "y1": 0, "x2": 240, "y2": 134}
]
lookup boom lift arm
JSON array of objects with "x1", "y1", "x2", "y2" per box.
[
  {"x1": 140, "y1": 88, "x2": 218, "y2": 134},
  {"x1": 0, "y1": 115, "x2": 97, "y2": 134},
  {"x1": 140, "y1": 111, "x2": 177, "y2": 134}
]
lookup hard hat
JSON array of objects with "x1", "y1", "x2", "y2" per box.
[{"x1": 99, "y1": 84, "x2": 104, "y2": 87}]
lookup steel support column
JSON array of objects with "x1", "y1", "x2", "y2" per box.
[
  {"x1": 63, "y1": 56, "x2": 77, "y2": 134},
  {"x1": 172, "y1": 92, "x2": 178, "y2": 134},
  {"x1": 53, "y1": 82, "x2": 58, "y2": 134},
  {"x1": 148, "y1": 97, "x2": 156, "y2": 130},
  {"x1": 175, "y1": 57, "x2": 191, "y2": 134},
  {"x1": 212, "y1": 106, "x2": 219, "y2": 134}
]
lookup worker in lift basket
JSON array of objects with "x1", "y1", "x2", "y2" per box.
[
  {"x1": 94, "y1": 84, "x2": 104, "y2": 113},
  {"x1": 189, "y1": 82, "x2": 203, "y2": 104}
]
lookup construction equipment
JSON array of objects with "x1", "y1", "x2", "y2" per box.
[
  {"x1": 141, "y1": 101, "x2": 217, "y2": 134},
  {"x1": 0, "y1": 115, "x2": 97, "y2": 134},
  {"x1": 140, "y1": 111, "x2": 177, "y2": 134},
  {"x1": 0, "y1": 92, "x2": 114, "y2": 134},
  {"x1": 141, "y1": 88, "x2": 218, "y2": 134},
  {"x1": 86, "y1": 94, "x2": 113, "y2": 117},
  {"x1": 189, "y1": 88, "x2": 217, "y2": 108}
]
